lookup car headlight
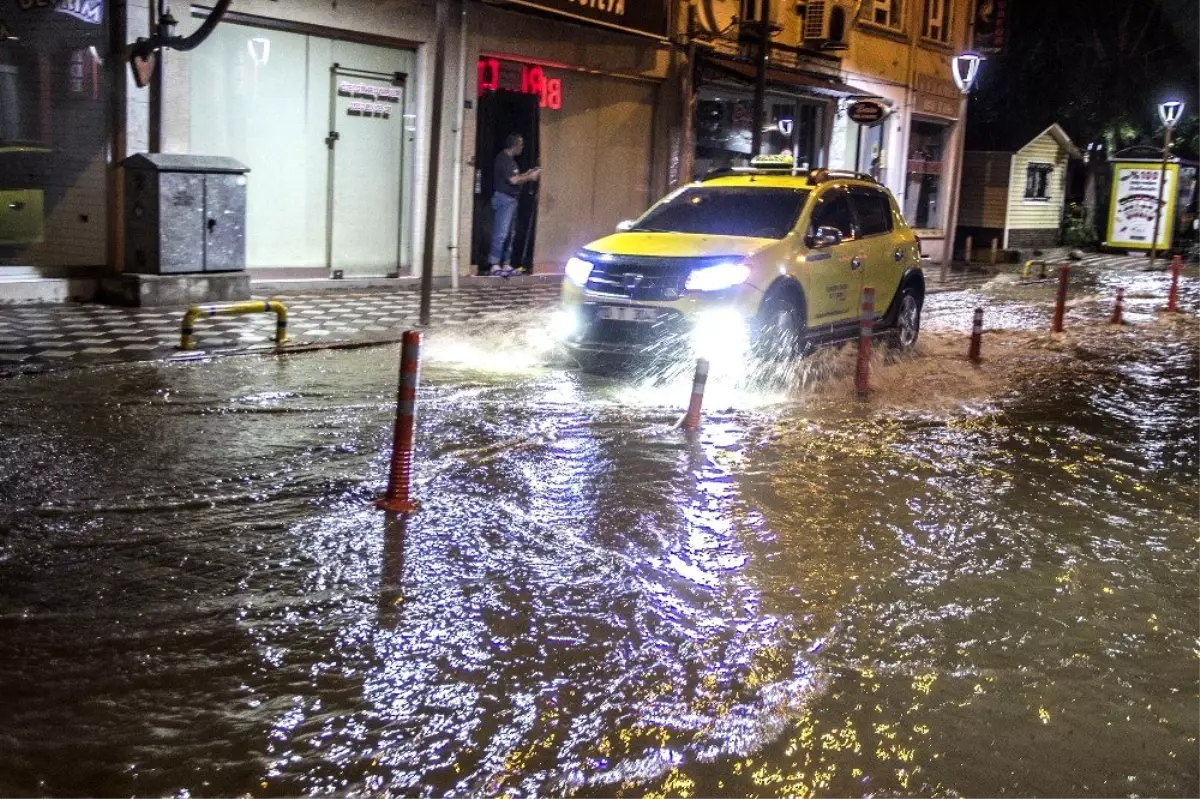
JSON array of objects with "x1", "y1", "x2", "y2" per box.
[
  {"x1": 685, "y1": 262, "x2": 751, "y2": 292},
  {"x1": 565, "y1": 257, "x2": 594, "y2": 287},
  {"x1": 691, "y1": 308, "x2": 750, "y2": 363}
]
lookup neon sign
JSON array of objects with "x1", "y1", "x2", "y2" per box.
[{"x1": 477, "y1": 57, "x2": 562, "y2": 111}]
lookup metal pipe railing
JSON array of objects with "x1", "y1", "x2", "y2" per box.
[{"x1": 179, "y1": 300, "x2": 288, "y2": 350}]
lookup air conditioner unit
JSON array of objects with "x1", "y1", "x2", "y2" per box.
[{"x1": 800, "y1": 0, "x2": 853, "y2": 48}]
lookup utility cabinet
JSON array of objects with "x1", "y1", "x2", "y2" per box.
[{"x1": 124, "y1": 154, "x2": 249, "y2": 274}]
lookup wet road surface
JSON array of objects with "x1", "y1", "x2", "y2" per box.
[{"x1": 1, "y1": 263, "x2": 1197, "y2": 797}]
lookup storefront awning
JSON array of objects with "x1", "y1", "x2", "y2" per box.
[{"x1": 699, "y1": 54, "x2": 879, "y2": 100}]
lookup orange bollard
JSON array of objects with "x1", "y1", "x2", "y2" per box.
[
  {"x1": 376, "y1": 331, "x2": 422, "y2": 514},
  {"x1": 1051, "y1": 264, "x2": 1069, "y2": 333},
  {"x1": 1166, "y1": 255, "x2": 1182, "y2": 313},
  {"x1": 968, "y1": 307, "x2": 983, "y2": 363},
  {"x1": 682, "y1": 358, "x2": 709, "y2": 431},
  {"x1": 856, "y1": 286, "x2": 875, "y2": 399},
  {"x1": 1111, "y1": 287, "x2": 1125, "y2": 325}
]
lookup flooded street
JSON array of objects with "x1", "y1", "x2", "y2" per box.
[{"x1": 1, "y1": 264, "x2": 1197, "y2": 797}]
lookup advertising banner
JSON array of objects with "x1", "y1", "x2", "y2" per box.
[{"x1": 1106, "y1": 162, "x2": 1179, "y2": 250}]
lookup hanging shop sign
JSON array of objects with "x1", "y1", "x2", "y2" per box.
[
  {"x1": 847, "y1": 100, "x2": 888, "y2": 125},
  {"x1": 504, "y1": 0, "x2": 668, "y2": 39},
  {"x1": 477, "y1": 57, "x2": 563, "y2": 111}
]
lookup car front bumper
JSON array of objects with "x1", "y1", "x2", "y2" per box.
[{"x1": 555, "y1": 281, "x2": 764, "y2": 360}]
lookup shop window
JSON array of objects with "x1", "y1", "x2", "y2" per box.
[
  {"x1": 922, "y1": 0, "x2": 949, "y2": 42},
  {"x1": 851, "y1": 188, "x2": 893, "y2": 236},
  {"x1": 904, "y1": 120, "x2": 947, "y2": 229},
  {"x1": 810, "y1": 189, "x2": 856, "y2": 241},
  {"x1": 0, "y1": 51, "x2": 42, "y2": 145},
  {"x1": 1024, "y1": 163, "x2": 1052, "y2": 201},
  {"x1": 869, "y1": 0, "x2": 903, "y2": 30},
  {"x1": 694, "y1": 89, "x2": 822, "y2": 177}
]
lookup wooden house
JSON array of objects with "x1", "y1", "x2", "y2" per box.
[{"x1": 956, "y1": 123, "x2": 1082, "y2": 255}]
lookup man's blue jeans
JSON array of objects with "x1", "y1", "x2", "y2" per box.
[{"x1": 489, "y1": 193, "x2": 518, "y2": 267}]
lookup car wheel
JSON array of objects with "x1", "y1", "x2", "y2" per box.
[
  {"x1": 754, "y1": 293, "x2": 808, "y2": 359},
  {"x1": 888, "y1": 287, "x2": 922, "y2": 349}
]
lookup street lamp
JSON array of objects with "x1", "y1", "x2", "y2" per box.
[
  {"x1": 951, "y1": 52, "x2": 982, "y2": 94},
  {"x1": 1149, "y1": 100, "x2": 1185, "y2": 269},
  {"x1": 944, "y1": 53, "x2": 981, "y2": 276}
]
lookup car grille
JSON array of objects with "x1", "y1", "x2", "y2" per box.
[{"x1": 585, "y1": 261, "x2": 689, "y2": 302}]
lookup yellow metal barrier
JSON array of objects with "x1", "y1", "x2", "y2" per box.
[
  {"x1": 179, "y1": 299, "x2": 289, "y2": 350},
  {"x1": 1021, "y1": 259, "x2": 1048, "y2": 281}
]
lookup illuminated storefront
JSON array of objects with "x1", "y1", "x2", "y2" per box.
[
  {"x1": 0, "y1": 0, "x2": 107, "y2": 278},
  {"x1": 468, "y1": 2, "x2": 669, "y2": 273}
]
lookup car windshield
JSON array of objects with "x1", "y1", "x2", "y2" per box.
[{"x1": 630, "y1": 186, "x2": 810, "y2": 239}]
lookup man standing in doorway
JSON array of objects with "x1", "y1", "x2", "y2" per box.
[{"x1": 490, "y1": 133, "x2": 540, "y2": 276}]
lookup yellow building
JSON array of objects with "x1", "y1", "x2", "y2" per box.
[
  {"x1": 678, "y1": 0, "x2": 976, "y2": 264},
  {"x1": 835, "y1": 0, "x2": 975, "y2": 262}
]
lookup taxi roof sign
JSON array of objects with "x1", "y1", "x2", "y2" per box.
[{"x1": 749, "y1": 153, "x2": 795, "y2": 169}]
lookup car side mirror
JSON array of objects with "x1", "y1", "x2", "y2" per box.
[
  {"x1": 616, "y1": 219, "x2": 635, "y2": 232},
  {"x1": 810, "y1": 226, "x2": 842, "y2": 248}
]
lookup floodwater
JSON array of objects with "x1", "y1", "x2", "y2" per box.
[{"x1": 1, "y1": 263, "x2": 1197, "y2": 798}]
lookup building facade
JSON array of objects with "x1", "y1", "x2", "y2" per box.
[
  {"x1": 834, "y1": 0, "x2": 976, "y2": 263},
  {"x1": 0, "y1": 0, "x2": 977, "y2": 302}
]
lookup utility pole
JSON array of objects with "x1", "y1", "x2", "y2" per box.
[
  {"x1": 750, "y1": 0, "x2": 770, "y2": 157},
  {"x1": 678, "y1": 4, "x2": 697, "y2": 185},
  {"x1": 419, "y1": 0, "x2": 449, "y2": 326}
]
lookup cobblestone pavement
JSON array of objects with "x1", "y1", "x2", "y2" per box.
[{"x1": 0, "y1": 252, "x2": 1164, "y2": 374}]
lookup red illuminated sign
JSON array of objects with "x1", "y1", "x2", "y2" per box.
[{"x1": 477, "y1": 57, "x2": 562, "y2": 111}]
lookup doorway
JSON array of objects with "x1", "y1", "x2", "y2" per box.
[
  {"x1": 471, "y1": 90, "x2": 540, "y2": 273},
  {"x1": 327, "y1": 65, "x2": 406, "y2": 277}
]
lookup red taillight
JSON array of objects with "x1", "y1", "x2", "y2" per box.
[{"x1": 914, "y1": 234, "x2": 923, "y2": 258}]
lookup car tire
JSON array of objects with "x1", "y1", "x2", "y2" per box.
[
  {"x1": 887, "y1": 287, "x2": 922, "y2": 350},
  {"x1": 754, "y1": 292, "x2": 808, "y2": 360}
]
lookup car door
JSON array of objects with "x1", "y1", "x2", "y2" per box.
[
  {"x1": 850, "y1": 186, "x2": 903, "y2": 316},
  {"x1": 800, "y1": 186, "x2": 862, "y2": 327}
]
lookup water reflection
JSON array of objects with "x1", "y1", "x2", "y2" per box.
[{"x1": 0, "y1": 259, "x2": 1196, "y2": 798}]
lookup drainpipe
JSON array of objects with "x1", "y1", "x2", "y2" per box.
[
  {"x1": 448, "y1": 0, "x2": 468, "y2": 290},
  {"x1": 419, "y1": 0, "x2": 449, "y2": 326},
  {"x1": 148, "y1": 0, "x2": 162, "y2": 152}
]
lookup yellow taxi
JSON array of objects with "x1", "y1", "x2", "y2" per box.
[{"x1": 555, "y1": 155, "x2": 924, "y2": 362}]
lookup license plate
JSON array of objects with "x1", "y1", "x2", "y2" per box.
[{"x1": 597, "y1": 306, "x2": 659, "y2": 323}]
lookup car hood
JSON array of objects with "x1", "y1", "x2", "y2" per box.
[{"x1": 583, "y1": 232, "x2": 778, "y2": 260}]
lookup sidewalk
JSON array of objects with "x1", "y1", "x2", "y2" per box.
[
  {"x1": 0, "y1": 276, "x2": 563, "y2": 375},
  {"x1": 0, "y1": 252, "x2": 1156, "y2": 376}
]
